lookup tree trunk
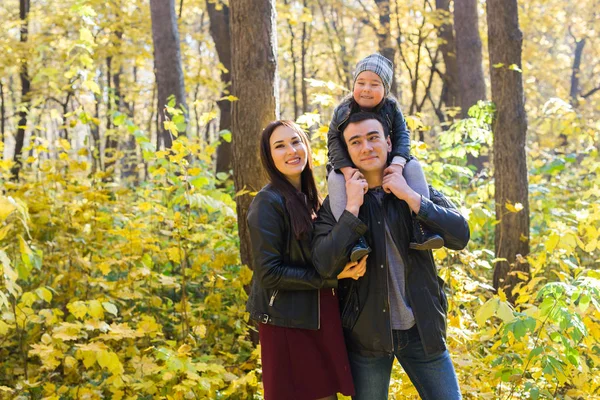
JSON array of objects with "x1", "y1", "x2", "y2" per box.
[
  {"x1": 104, "y1": 56, "x2": 117, "y2": 171},
  {"x1": 435, "y1": 0, "x2": 460, "y2": 109},
  {"x1": 230, "y1": 0, "x2": 278, "y2": 269},
  {"x1": 454, "y1": 0, "x2": 486, "y2": 117},
  {"x1": 374, "y1": 0, "x2": 396, "y2": 95},
  {"x1": 206, "y1": 0, "x2": 233, "y2": 175},
  {"x1": 301, "y1": 0, "x2": 310, "y2": 114},
  {"x1": 569, "y1": 38, "x2": 585, "y2": 106},
  {"x1": 1, "y1": 80, "x2": 5, "y2": 147},
  {"x1": 454, "y1": 0, "x2": 487, "y2": 169},
  {"x1": 150, "y1": 0, "x2": 188, "y2": 150},
  {"x1": 487, "y1": 0, "x2": 530, "y2": 302},
  {"x1": 12, "y1": 0, "x2": 31, "y2": 180}
]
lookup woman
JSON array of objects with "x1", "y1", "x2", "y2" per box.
[{"x1": 246, "y1": 120, "x2": 367, "y2": 400}]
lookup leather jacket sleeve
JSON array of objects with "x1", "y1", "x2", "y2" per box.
[
  {"x1": 247, "y1": 190, "x2": 336, "y2": 290},
  {"x1": 417, "y1": 188, "x2": 471, "y2": 250},
  {"x1": 311, "y1": 198, "x2": 368, "y2": 278},
  {"x1": 388, "y1": 98, "x2": 411, "y2": 162},
  {"x1": 327, "y1": 106, "x2": 354, "y2": 171}
]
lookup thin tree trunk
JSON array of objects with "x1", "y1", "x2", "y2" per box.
[
  {"x1": 282, "y1": 0, "x2": 298, "y2": 120},
  {"x1": 150, "y1": 0, "x2": 188, "y2": 150},
  {"x1": 12, "y1": 0, "x2": 31, "y2": 180},
  {"x1": 454, "y1": 0, "x2": 486, "y2": 117},
  {"x1": 301, "y1": 0, "x2": 310, "y2": 114},
  {"x1": 374, "y1": 0, "x2": 397, "y2": 95},
  {"x1": 569, "y1": 37, "x2": 586, "y2": 106},
  {"x1": 487, "y1": 0, "x2": 530, "y2": 302},
  {"x1": 1, "y1": 80, "x2": 5, "y2": 148},
  {"x1": 455, "y1": 0, "x2": 487, "y2": 169},
  {"x1": 435, "y1": 0, "x2": 460, "y2": 109},
  {"x1": 230, "y1": 0, "x2": 278, "y2": 269},
  {"x1": 206, "y1": 0, "x2": 233, "y2": 175}
]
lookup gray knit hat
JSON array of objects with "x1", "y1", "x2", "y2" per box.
[{"x1": 353, "y1": 53, "x2": 394, "y2": 95}]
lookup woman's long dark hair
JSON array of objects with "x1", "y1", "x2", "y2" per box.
[{"x1": 259, "y1": 120, "x2": 321, "y2": 240}]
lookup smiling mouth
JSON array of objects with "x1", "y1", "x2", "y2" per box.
[
  {"x1": 360, "y1": 156, "x2": 378, "y2": 162},
  {"x1": 286, "y1": 157, "x2": 301, "y2": 165}
]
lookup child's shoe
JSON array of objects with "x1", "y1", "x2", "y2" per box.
[
  {"x1": 350, "y1": 236, "x2": 371, "y2": 262},
  {"x1": 410, "y1": 219, "x2": 444, "y2": 250}
]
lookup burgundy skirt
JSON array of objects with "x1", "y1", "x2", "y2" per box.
[{"x1": 258, "y1": 288, "x2": 355, "y2": 400}]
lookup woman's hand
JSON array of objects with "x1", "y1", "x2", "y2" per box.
[{"x1": 337, "y1": 255, "x2": 368, "y2": 280}]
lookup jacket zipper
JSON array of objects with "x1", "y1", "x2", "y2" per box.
[
  {"x1": 379, "y1": 198, "x2": 394, "y2": 355},
  {"x1": 269, "y1": 289, "x2": 279, "y2": 306},
  {"x1": 336, "y1": 113, "x2": 350, "y2": 130},
  {"x1": 317, "y1": 289, "x2": 321, "y2": 329},
  {"x1": 387, "y1": 195, "x2": 422, "y2": 343}
]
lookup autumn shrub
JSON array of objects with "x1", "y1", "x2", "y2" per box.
[{"x1": 0, "y1": 116, "x2": 259, "y2": 399}]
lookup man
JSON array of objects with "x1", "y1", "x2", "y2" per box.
[{"x1": 312, "y1": 112, "x2": 470, "y2": 399}]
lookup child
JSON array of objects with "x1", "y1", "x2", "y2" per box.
[{"x1": 327, "y1": 53, "x2": 443, "y2": 261}]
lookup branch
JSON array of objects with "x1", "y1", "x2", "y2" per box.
[
  {"x1": 356, "y1": 0, "x2": 378, "y2": 29},
  {"x1": 582, "y1": 85, "x2": 600, "y2": 98}
]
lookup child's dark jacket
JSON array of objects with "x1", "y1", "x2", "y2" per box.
[{"x1": 327, "y1": 96, "x2": 411, "y2": 171}]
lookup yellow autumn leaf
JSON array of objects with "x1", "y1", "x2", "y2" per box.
[
  {"x1": 102, "y1": 302, "x2": 118, "y2": 316},
  {"x1": 0, "y1": 196, "x2": 16, "y2": 222},
  {"x1": 97, "y1": 350, "x2": 124, "y2": 375},
  {"x1": 36, "y1": 287, "x2": 53, "y2": 303},
  {"x1": 0, "y1": 223, "x2": 12, "y2": 240},
  {"x1": 167, "y1": 247, "x2": 181, "y2": 264},
  {"x1": 67, "y1": 301, "x2": 88, "y2": 320},
  {"x1": 0, "y1": 320, "x2": 9, "y2": 335},
  {"x1": 193, "y1": 324, "x2": 207, "y2": 338},
  {"x1": 87, "y1": 300, "x2": 104, "y2": 319},
  {"x1": 505, "y1": 202, "x2": 524, "y2": 213}
]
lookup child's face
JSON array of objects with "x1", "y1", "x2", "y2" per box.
[{"x1": 353, "y1": 71, "x2": 385, "y2": 109}]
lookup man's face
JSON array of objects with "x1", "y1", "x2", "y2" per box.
[{"x1": 343, "y1": 119, "x2": 391, "y2": 174}]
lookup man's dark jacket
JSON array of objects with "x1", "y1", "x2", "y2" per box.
[
  {"x1": 327, "y1": 96, "x2": 411, "y2": 172},
  {"x1": 312, "y1": 187, "x2": 470, "y2": 356},
  {"x1": 245, "y1": 184, "x2": 337, "y2": 330}
]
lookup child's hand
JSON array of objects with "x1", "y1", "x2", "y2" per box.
[
  {"x1": 345, "y1": 171, "x2": 368, "y2": 216},
  {"x1": 340, "y1": 166, "x2": 359, "y2": 182},
  {"x1": 383, "y1": 164, "x2": 404, "y2": 193}
]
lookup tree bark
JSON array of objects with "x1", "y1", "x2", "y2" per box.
[
  {"x1": 150, "y1": 0, "x2": 188, "y2": 150},
  {"x1": 569, "y1": 37, "x2": 586, "y2": 106},
  {"x1": 1, "y1": 80, "x2": 5, "y2": 147},
  {"x1": 12, "y1": 0, "x2": 31, "y2": 180},
  {"x1": 206, "y1": 0, "x2": 233, "y2": 175},
  {"x1": 301, "y1": 0, "x2": 310, "y2": 114},
  {"x1": 455, "y1": 0, "x2": 487, "y2": 169},
  {"x1": 487, "y1": 0, "x2": 530, "y2": 302},
  {"x1": 435, "y1": 0, "x2": 460, "y2": 109},
  {"x1": 374, "y1": 0, "x2": 397, "y2": 95},
  {"x1": 454, "y1": 0, "x2": 486, "y2": 117},
  {"x1": 230, "y1": 0, "x2": 278, "y2": 269}
]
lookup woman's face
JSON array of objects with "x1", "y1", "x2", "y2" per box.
[{"x1": 269, "y1": 125, "x2": 308, "y2": 181}]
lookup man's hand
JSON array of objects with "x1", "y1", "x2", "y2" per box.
[
  {"x1": 337, "y1": 255, "x2": 368, "y2": 280},
  {"x1": 345, "y1": 170, "x2": 368, "y2": 216},
  {"x1": 340, "y1": 166, "x2": 359, "y2": 182},
  {"x1": 382, "y1": 166, "x2": 421, "y2": 214}
]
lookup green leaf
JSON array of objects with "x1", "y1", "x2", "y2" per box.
[
  {"x1": 530, "y1": 387, "x2": 539, "y2": 400},
  {"x1": 219, "y1": 130, "x2": 232, "y2": 143},
  {"x1": 113, "y1": 113, "x2": 127, "y2": 127}
]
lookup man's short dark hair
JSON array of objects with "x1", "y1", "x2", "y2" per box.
[{"x1": 343, "y1": 112, "x2": 390, "y2": 138}]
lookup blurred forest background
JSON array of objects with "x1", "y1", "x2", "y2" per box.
[{"x1": 0, "y1": 0, "x2": 599, "y2": 398}]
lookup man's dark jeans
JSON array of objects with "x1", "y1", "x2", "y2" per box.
[{"x1": 348, "y1": 326, "x2": 462, "y2": 400}]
